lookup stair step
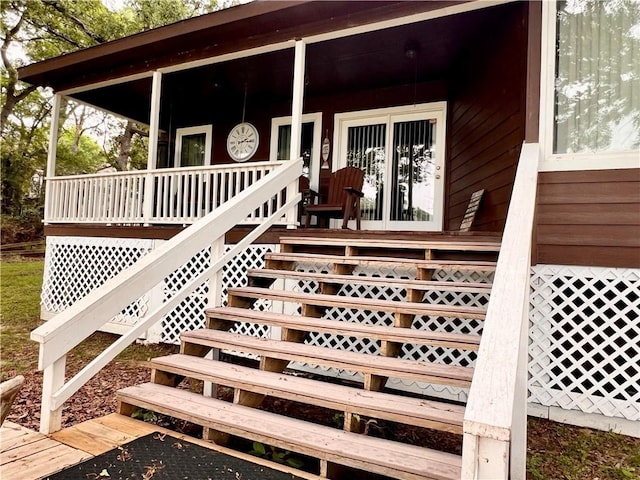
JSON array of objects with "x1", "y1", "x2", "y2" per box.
[
  {"x1": 227, "y1": 287, "x2": 487, "y2": 320},
  {"x1": 206, "y1": 307, "x2": 481, "y2": 350},
  {"x1": 248, "y1": 268, "x2": 493, "y2": 294},
  {"x1": 149, "y1": 354, "x2": 466, "y2": 433},
  {"x1": 280, "y1": 235, "x2": 501, "y2": 252},
  {"x1": 265, "y1": 252, "x2": 497, "y2": 273},
  {"x1": 181, "y1": 329, "x2": 474, "y2": 388},
  {"x1": 117, "y1": 383, "x2": 462, "y2": 480}
]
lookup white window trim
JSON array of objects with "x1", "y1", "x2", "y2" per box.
[
  {"x1": 538, "y1": 1, "x2": 640, "y2": 172},
  {"x1": 174, "y1": 125, "x2": 213, "y2": 168},
  {"x1": 269, "y1": 112, "x2": 322, "y2": 191}
]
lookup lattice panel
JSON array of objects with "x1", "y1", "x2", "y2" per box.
[
  {"x1": 41, "y1": 236, "x2": 153, "y2": 326},
  {"x1": 529, "y1": 265, "x2": 640, "y2": 421},
  {"x1": 161, "y1": 247, "x2": 211, "y2": 344},
  {"x1": 160, "y1": 244, "x2": 276, "y2": 344},
  {"x1": 290, "y1": 263, "x2": 492, "y2": 401}
]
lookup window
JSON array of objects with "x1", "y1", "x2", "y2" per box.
[
  {"x1": 553, "y1": 0, "x2": 639, "y2": 156},
  {"x1": 174, "y1": 125, "x2": 212, "y2": 167},
  {"x1": 270, "y1": 113, "x2": 322, "y2": 191}
]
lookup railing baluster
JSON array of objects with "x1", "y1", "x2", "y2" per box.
[{"x1": 44, "y1": 162, "x2": 288, "y2": 225}]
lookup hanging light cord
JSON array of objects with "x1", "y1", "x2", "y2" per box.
[{"x1": 242, "y1": 81, "x2": 248, "y2": 123}]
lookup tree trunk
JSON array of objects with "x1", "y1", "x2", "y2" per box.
[{"x1": 115, "y1": 121, "x2": 135, "y2": 171}]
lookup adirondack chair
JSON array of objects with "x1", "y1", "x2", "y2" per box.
[{"x1": 304, "y1": 166, "x2": 364, "y2": 229}]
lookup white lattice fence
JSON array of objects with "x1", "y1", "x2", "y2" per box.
[
  {"x1": 41, "y1": 237, "x2": 276, "y2": 343},
  {"x1": 161, "y1": 244, "x2": 276, "y2": 344},
  {"x1": 41, "y1": 236, "x2": 154, "y2": 329},
  {"x1": 289, "y1": 262, "x2": 493, "y2": 402},
  {"x1": 529, "y1": 265, "x2": 640, "y2": 421}
]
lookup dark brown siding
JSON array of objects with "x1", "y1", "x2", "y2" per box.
[
  {"x1": 535, "y1": 169, "x2": 640, "y2": 268},
  {"x1": 445, "y1": 3, "x2": 527, "y2": 232}
]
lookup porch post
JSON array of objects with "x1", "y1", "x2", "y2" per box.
[
  {"x1": 142, "y1": 71, "x2": 162, "y2": 225},
  {"x1": 286, "y1": 39, "x2": 306, "y2": 228},
  {"x1": 44, "y1": 93, "x2": 62, "y2": 224}
]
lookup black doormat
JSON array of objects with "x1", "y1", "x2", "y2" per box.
[{"x1": 43, "y1": 432, "x2": 305, "y2": 480}]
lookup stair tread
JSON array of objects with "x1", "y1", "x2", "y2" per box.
[
  {"x1": 181, "y1": 329, "x2": 474, "y2": 387},
  {"x1": 279, "y1": 236, "x2": 501, "y2": 251},
  {"x1": 206, "y1": 306, "x2": 481, "y2": 350},
  {"x1": 118, "y1": 383, "x2": 462, "y2": 480},
  {"x1": 266, "y1": 252, "x2": 497, "y2": 270},
  {"x1": 227, "y1": 287, "x2": 487, "y2": 319},
  {"x1": 248, "y1": 269, "x2": 493, "y2": 292},
  {"x1": 150, "y1": 353, "x2": 465, "y2": 432}
]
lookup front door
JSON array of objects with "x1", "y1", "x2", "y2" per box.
[{"x1": 336, "y1": 103, "x2": 446, "y2": 230}]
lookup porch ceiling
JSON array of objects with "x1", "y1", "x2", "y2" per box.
[{"x1": 67, "y1": 3, "x2": 515, "y2": 126}]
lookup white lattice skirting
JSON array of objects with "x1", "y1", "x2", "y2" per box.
[
  {"x1": 529, "y1": 265, "x2": 639, "y2": 423},
  {"x1": 41, "y1": 237, "x2": 275, "y2": 342},
  {"x1": 41, "y1": 238, "x2": 639, "y2": 425}
]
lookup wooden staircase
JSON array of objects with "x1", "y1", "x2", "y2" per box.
[{"x1": 117, "y1": 233, "x2": 501, "y2": 480}]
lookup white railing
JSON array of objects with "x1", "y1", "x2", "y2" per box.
[
  {"x1": 45, "y1": 160, "x2": 287, "y2": 225},
  {"x1": 461, "y1": 143, "x2": 539, "y2": 480},
  {"x1": 32, "y1": 159, "x2": 302, "y2": 434}
]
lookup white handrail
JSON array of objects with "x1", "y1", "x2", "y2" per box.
[
  {"x1": 32, "y1": 159, "x2": 302, "y2": 434},
  {"x1": 461, "y1": 143, "x2": 540, "y2": 479},
  {"x1": 45, "y1": 161, "x2": 287, "y2": 225}
]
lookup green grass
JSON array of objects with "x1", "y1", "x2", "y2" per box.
[
  {"x1": 0, "y1": 258, "x2": 175, "y2": 380},
  {"x1": 0, "y1": 259, "x2": 44, "y2": 374}
]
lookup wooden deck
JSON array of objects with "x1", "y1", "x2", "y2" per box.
[{"x1": 0, "y1": 414, "x2": 322, "y2": 480}]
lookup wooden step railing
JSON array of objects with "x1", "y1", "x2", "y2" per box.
[
  {"x1": 31, "y1": 159, "x2": 303, "y2": 434},
  {"x1": 461, "y1": 142, "x2": 540, "y2": 479}
]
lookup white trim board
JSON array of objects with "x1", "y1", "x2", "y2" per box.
[{"x1": 528, "y1": 403, "x2": 640, "y2": 438}]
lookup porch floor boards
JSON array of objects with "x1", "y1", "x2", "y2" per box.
[{"x1": 0, "y1": 414, "x2": 320, "y2": 480}]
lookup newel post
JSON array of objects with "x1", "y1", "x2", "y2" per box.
[
  {"x1": 286, "y1": 39, "x2": 306, "y2": 228},
  {"x1": 39, "y1": 355, "x2": 66, "y2": 434},
  {"x1": 142, "y1": 71, "x2": 162, "y2": 225}
]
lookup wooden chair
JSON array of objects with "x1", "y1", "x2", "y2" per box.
[{"x1": 304, "y1": 166, "x2": 364, "y2": 229}]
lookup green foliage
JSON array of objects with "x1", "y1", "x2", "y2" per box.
[
  {"x1": 248, "y1": 442, "x2": 304, "y2": 469},
  {"x1": 56, "y1": 128, "x2": 107, "y2": 175},
  {"x1": 1, "y1": 0, "x2": 221, "y2": 216},
  {"x1": 131, "y1": 408, "x2": 159, "y2": 423}
]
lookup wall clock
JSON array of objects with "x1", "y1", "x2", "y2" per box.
[{"x1": 226, "y1": 122, "x2": 259, "y2": 162}]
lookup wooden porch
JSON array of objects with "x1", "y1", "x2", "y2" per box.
[{"x1": 0, "y1": 414, "x2": 321, "y2": 480}]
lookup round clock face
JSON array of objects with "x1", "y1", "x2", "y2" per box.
[{"x1": 226, "y1": 122, "x2": 259, "y2": 162}]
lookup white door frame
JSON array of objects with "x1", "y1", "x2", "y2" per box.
[
  {"x1": 269, "y1": 112, "x2": 323, "y2": 191},
  {"x1": 333, "y1": 102, "x2": 447, "y2": 231},
  {"x1": 174, "y1": 125, "x2": 213, "y2": 167}
]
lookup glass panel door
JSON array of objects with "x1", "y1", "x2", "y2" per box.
[
  {"x1": 388, "y1": 116, "x2": 440, "y2": 229},
  {"x1": 345, "y1": 123, "x2": 386, "y2": 222},
  {"x1": 336, "y1": 104, "x2": 445, "y2": 231}
]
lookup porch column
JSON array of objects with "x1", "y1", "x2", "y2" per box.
[
  {"x1": 286, "y1": 39, "x2": 306, "y2": 228},
  {"x1": 44, "y1": 93, "x2": 62, "y2": 224},
  {"x1": 142, "y1": 71, "x2": 162, "y2": 225}
]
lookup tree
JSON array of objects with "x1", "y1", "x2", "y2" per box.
[{"x1": 1, "y1": 0, "x2": 223, "y2": 215}]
